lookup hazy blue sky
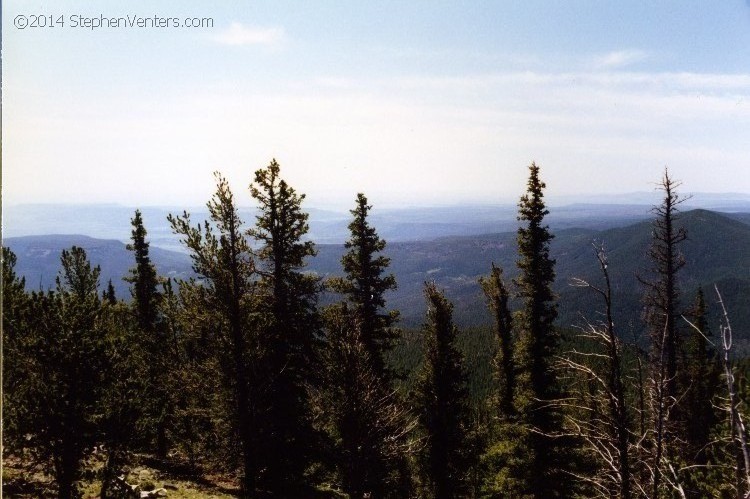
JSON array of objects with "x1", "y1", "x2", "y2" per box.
[{"x1": 3, "y1": 1, "x2": 750, "y2": 208}]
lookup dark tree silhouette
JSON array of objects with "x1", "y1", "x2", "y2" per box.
[
  {"x1": 248, "y1": 159, "x2": 321, "y2": 493},
  {"x1": 514, "y1": 162, "x2": 567, "y2": 497},
  {"x1": 416, "y1": 282, "x2": 472, "y2": 499},
  {"x1": 480, "y1": 263, "x2": 516, "y2": 419},
  {"x1": 683, "y1": 288, "x2": 720, "y2": 465},
  {"x1": 638, "y1": 169, "x2": 687, "y2": 497},
  {"x1": 330, "y1": 192, "x2": 399, "y2": 379},
  {"x1": 126, "y1": 209, "x2": 172, "y2": 458},
  {"x1": 2, "y1": 247, "x2": 31, "y2": 462},
  {"x1": 126, "y1": 210, "x2": 161, "y2": 334},
  {"x1": 322, "y1": 304, "x2": 416, "y2": 497},
  {"x1": 103, "y1": 279, "x2": 117, "y2": 305}
]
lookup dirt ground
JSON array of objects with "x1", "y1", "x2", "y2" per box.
[{"x1": 2, "y1": 452, "x2": 241, "y2": 498}]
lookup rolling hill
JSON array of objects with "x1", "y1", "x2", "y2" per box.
[
  {"x1": 4, "y1": 235, "x2": 194, "y2": 300},
  {"x1": 5, "y1": 209, "x2": 750, "y2": 340}
]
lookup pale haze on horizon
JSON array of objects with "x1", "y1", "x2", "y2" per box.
[{"x1": 2, "y1": 1, "x2": 749, "y2": 210}]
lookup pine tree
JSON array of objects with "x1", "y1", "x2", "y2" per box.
[
  {"x1": 103, "y1": 279, "x2": 117, "y2": 305},
  {"x1": 330, "y1": 193, "x2": 398, "y2": 379},
  {"x1": 247, "y1": 159, "x2": 321, "y2": 493},
  {"x1": 322, "y1": 304, "x2": 415, "y2": 497},
  {"x1": 126, "y1": 210, "x2": 160, "y2": 334},
  {"x1": 2, "y1": 247, "x2": 28, "y2": 383},
  {"x1": 514, "y1": 162, "x2": 565, "y2": 497},
  {"x1": 169, "y1": 173, "x2": 260, "y2": 495},
  {"x1": 641, "y1": 169, "x2": 686, "y2": 400},
  {"x1": 2, "y1": 247, "x2": 31, "y2": 456},
  {"x1": 323, "y1": 193, "x2": 411, "y2": 495},
  {"x1": 99, "y1": 293, "x2": 141, "y2": 499},
  {"x1": 416, "y1": 282, "x2": 471, "y2": 499},
  {"x1": 480, "y1": 263, "x2": 515, "y2": 419},
  {"x1": 478, "y1": 263, "x2": 526, "y2": 496},
  {"x1": 12, "y1": 247, "x2": 111, "y2": 499},
  {"x1": 125, "y1": 209, "x2": 171, "y2": 457}
]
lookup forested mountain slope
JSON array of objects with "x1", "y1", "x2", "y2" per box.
[{"x1": 6, "y1": 209, "x2": 750, "y2": 336}]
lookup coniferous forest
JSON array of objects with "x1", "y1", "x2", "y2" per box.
[{"x1": 5, "y1": 160, "x2": 750, "y2": 498}]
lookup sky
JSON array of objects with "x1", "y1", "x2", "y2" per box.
[{"x1": 3, "y1": 1, "x2": 750, "y2": 209}]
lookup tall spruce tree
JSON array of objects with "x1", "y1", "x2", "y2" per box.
[
  {"x1": 125, "y1": 209, "x2": 170, "y2": 457},
  {"x1": 514, "y1": 162, "x2": 565, "y2": 497},
  {"x1": 247, "y1": 159, "x2": 320, "y2": 493},
  {"x1": 416, "y1": 282, "x2": 472, "y2": 499},
  {"x1": 126, "y1": 210, "x2": 160, "y2": 334},
  {"x1": 169, "y1": 173, "x2": 260, "y2": 495},
  {"x1": 330, "y1": 192, "x2": 398, "y2": 378},
  {"x1": 324, "y1": 193, "x2": 410, "y2": 495}
]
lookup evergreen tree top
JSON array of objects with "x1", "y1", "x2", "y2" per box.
[
  {"x1": 57, "y1": 246, "x2": 101, "y2": 299},
  {"x1": 515, "y1": 162, "x2": 556, "y2": 291},
  {"x1": 248, "y1": 159, "x2": 316, "y2": 269},
  {"x1": 422, "y1": 282, "x2": 462, "y2": 361},
  {"x1": 339, "y1": 193, "x2": 395, "y2": 294},
  {"x1": 345, "y1": 193, "x2": 385, "y2": 250},
  {"x1": 126, "y1": 209, "x2": 162, "y2": 331},
  {"x1": 517, "y1": 162, "x2": 550, "y2": 226},
  {"x1": 127, "y1": 210, "x2": 149, "y2": 252}
]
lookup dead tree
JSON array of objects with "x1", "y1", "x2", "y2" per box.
[
  {"x1": 563, "y1": 244, "x2": 633, "y2": 498},
  {"x1": 716, "y1": 286, "x2": 750, "y2": 498},
  {"x1": 681, "y1": 286, "x2": 750, "y2": 498},
  {"x1": 638, "y1": 169, "x2": 688, "y2": 498}
]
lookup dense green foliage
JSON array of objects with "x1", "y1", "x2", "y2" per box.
[
  {"x1": 320, "y1": 304, "x2": 414, "y2": 497},
  {"x1": 125, "y1": 209, "x2": 173, "y2": 460},
  {"x1": 168, "y1": 172, "x2": 261, "y2": 494},
  {"x1": 416, "y1": 283, "x2": 473, "y2": 498},
  {"x1": 247, "y1": 159, "x2": 322, "y2": 494},
  {"x1": 329, "y1": 193, "x2": 399, "y2": 379},
  {"x1": 513, "y1": 162, "x2": 571, "y2": 497},
  {"x1": 321, "y1": 193, "x2": 413, "y2": 497},
  {"x1": 4, "y1": 162, "x2": 749, "y2": 498},
  {"x1": 4, "y1": 247, "x2": 116, "y2": 499}
]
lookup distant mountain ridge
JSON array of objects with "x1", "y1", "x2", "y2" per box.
[
  {"x1": 4, "y1": 235, "x2": 193, "y2": 300},
  {"x1": 5, "y1": 209, "x2": 750, "y2": 341},
  {"x1": 557, "y1": 209, "x2": 750, "y2": 341},
  {"x1": 7, "y1": 200, "x2": 750, "y2": 250}
]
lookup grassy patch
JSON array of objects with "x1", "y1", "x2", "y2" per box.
[{"x1": 3, "y1": 453, "x2": 240, "y2": 498}]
